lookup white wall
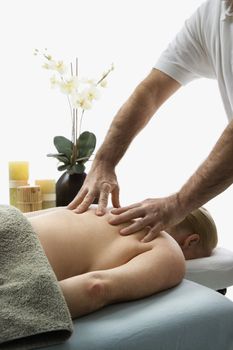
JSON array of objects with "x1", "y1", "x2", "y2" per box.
[{"x1": 0, "y1": 0, "x2": 233, "y2": 299}]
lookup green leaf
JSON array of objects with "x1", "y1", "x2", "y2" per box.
[
  {"x1": 57, "y1": 164, "x2": 69, "y2": 171},
  {"x1": 76, "y1": 156, "x2": 90, "y2": 162},
  {"x1": 57, "y1": 155, "x2": 70, "y2": 164},
  {"x1": 47, "y1": 153, "x2": 64, "y2": 157},
  {"x1": 54, "y1": 136, "x2": 73, "y2": 159},
  {"x1": 47, "y1": 153, "x2": 70, "y2": 164},
  {"x1": 68, "y1": 163, "x2": 85, "y2": 175},
  {"x1": 77, "y1": 131, "x2": 96, "y2": 163}
]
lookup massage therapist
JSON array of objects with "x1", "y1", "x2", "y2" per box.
[{"x1": 68, "y1": 0, "x2": 233, "y2": 242}]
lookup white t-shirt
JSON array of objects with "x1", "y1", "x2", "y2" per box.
[{"x1": 154, "y1": 0, "x2": 233, "y2": 121}]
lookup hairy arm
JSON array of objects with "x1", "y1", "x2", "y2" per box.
[
  {"x1": 69, "y1": 69, "x2": 181, "y2": 212},
  {"x1": 95, "y1": 68, "x2": 181, "y2": 167},
  {"x1": 178, "y1": 118, "x2": 233, "y2": 212},
  {"x1": 109, "y1": 119, "x2": 233, "y2": 241}
]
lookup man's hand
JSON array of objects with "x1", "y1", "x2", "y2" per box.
[
  {"x1": 109, "y1": 194, "x2": 187, "y2": 242},
  {"x1": 68, "y1": 164, "x2": 120, "y2": 215}
]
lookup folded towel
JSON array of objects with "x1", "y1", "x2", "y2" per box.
[{"x1": 0, "y1": 205, "x2": 73, "y2": 350}]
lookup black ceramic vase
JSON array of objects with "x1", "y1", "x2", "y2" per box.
[{"x1": 56, "y1": 171, "x2": 87, "y2": 207}]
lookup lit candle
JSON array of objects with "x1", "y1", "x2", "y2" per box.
[
  {"x1": 9, "y1": 161, "x2": 29, "y2": 207},
  {"x1": 35, "y1": 179, "x2": 56, "y2": 209}
]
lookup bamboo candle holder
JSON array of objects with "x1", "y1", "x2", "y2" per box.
[
  {"x1": 8, "y1": 161, "x2": 29, "y2": 207},
  {"x1": 16, "y1": 185, "x2": 42, "y2": 213}
]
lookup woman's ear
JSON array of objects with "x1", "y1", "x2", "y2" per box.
[{"x1": 182, "y1": 234, "x2": 200, "y2": 249}]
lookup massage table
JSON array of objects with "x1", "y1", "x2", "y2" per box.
[{"x1": 40, "y1": 247, "x2": 233, "y2": 350}]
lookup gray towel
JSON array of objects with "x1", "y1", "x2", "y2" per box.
[{"x1": 0, "y1": 205, "x2": 73, "y2": 349}]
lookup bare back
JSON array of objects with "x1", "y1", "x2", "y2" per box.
[{"x1": 28, "y1": 208, "x2": 179, "y2": 281}]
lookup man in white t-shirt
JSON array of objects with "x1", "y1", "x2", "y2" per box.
[{"x1": 68, "y1": 0, "x2": 233, "y2": 242}]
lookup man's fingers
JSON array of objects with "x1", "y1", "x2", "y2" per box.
[
  {"x1": 73, "y1": 192, "x2": 96, "y2": 213},
  {"x1": 96, "y1": 206, "x2": 107, "y2": 216},
  {"x1": 109, "y1": 207, "x2": 144, "y2": 225},
  {"x1": 111, "y1": 202, "x2": 140, "y2": 215},
  {"x1": 67, "y1": 188, "x2": 88, "y2": 209},
  {"x1": 95, "y1": 183, "x2": 111, "y2": 215},
  {"x1": 119, "y1": 217, "x2": 150, "y2": 235},
  {"x1": 111, "y1": 186, "x2": 120, "y2": 209},
  {"x1": 141, "y1": 226, "x2": 161, "y2": 242}
]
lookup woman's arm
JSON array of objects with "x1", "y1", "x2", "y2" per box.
[{"x1": 60, "y1": 233, "x2": 185, "y2": 319}]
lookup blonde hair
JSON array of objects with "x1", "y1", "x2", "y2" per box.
[{"x1": 181, "y1": 207, "x2": 218, "y2": 256}]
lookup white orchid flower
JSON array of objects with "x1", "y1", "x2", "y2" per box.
[
  {"x1": 59, "y1": 76, "x2": 79, "y2": 95},
  {"x1": 55, "y1": 60, "x2": 67, "y2": 74},
  {"x1": 35, "y1": 49, "x2": 115, "y2": 175},
  {"x1": 72, "y1": 91, "x2": 92, "y2": 110},
  {"x1": 42, "y1": 58, "x2": 67, "y2": 75},
  {"x1": 42, "y1": 60, "x2": 58, "y2": 73},
  {"x1": 85, "y1": 85, "x2": 101, "y2": 101},
  {"x1": 36, "y1": 48, "x2": 114, "y2": 118},
  {"x1": 50, "y1": 75, "x2": 59, "y2": 89},
  {"x1": 100, "y1": 79, "x2": 107, "y2": 88},
  {"x1": 42, "y1": 63, "x2": 50, "y2": 70}
]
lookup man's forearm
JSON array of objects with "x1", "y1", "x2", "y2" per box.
[
  {"x1": 178, "y1": 119, "x2": 233, "y2": 213},
  {"x1": 94, "y1": 69, "x2": 180, "y2": 168},
  {"x1": 95, "y1": 84, "x2": 156, "y2": 167}
]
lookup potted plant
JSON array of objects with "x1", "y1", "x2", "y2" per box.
[{"x1": 34, "y1": 49, "x2": 114, "y2": 206}]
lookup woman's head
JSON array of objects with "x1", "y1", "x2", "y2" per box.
[{"x1": 168, "y1": 207, "x2": 218, "y2": 260}]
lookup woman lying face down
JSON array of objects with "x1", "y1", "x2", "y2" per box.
[
  {"x1": 25, "y1": 206, "x2": 217, "y2": 319},
  {"x1": 167, "y1": 207, "x2": 218, "y2": 260}
]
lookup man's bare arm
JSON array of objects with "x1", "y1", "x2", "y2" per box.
[
  {"x1": 95, "y1": 68, "x2": 181, "y2": 167},
  {"x1": 68, "y1": 69, "x2": 181, "y2": 213},
  {"x1": 178, "y1": 118, "x2": 233, "y2": 212},
  {"x1": 110, "y1": 119, "x2": 233, "y2": 241}
]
